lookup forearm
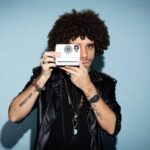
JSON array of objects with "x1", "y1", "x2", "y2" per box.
[
  {"x1": 8, "y1": 73, "x2": 49, "y2": 122},
  {"x1": 91, "y1": 99, "x2": 116, "y2": 135},
  {"x1": 83, "y1": 83, "x2": 116, "y2": 135}
]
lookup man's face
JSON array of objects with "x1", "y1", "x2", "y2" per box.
[{"x1": 70, "y1": 36, "x2": 95, "y2": 70}]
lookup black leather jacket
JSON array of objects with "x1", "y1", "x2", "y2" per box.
[{"x1": 25, "y1": 67, "x2": 121, "y2": 150}]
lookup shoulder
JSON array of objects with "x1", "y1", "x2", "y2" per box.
[
  {"x1": 90, "y1": 69, "x2": 117, "y2": 85},
  {"x1": 99, "y1": 72, "x2": 117, "y2": 84}
]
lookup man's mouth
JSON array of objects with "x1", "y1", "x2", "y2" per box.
[{"x1": 81, "y1": 60, "x2": 91, "y2": 64}]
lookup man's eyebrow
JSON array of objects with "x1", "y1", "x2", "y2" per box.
[
  {"x1": 88, "y1": 41, "x2": 94, "y2": 44},
  {"x1": 87, "y1": 43, "x2": 95, "y2": 45}
]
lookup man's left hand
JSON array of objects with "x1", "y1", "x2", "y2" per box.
[{"x1": 60, "y1": 64, "x2": 92, "y2": 91}]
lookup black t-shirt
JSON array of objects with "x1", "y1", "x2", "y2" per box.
[{"x1": 45, "y1": 80, "x2": 91, "y2": 150}]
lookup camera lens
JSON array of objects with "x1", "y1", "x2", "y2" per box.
[
  {"x1": 74, "y1": 45, "x2": 79, "y2": 50},
  {"x1": 64, "y1": 45, "x2": 72, "y2": 54}
]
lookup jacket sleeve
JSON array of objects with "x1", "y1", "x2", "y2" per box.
[{"x1": 101, "y1": 78, "x2": 122, "y2": 135}]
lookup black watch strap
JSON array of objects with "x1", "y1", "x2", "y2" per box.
[{"x1": 88, "y1": 93, "x2": 101, "y2": 103}]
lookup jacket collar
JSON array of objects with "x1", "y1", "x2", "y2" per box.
[{"x1": 89, "y1": 68, "x2": 103, "y2": 83}]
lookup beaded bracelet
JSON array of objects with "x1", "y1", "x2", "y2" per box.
[{"x1": 31, "y1": 79, "x2": 45, "y2": 92}]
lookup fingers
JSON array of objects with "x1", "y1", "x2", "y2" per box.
[
  {"x1": 63, "y1": 66, "x2": 79, "y2": 72},
  {"x1": 59, "y1": 66, "x2": 78, "y2": 78},
  {"x1": 63, "y1": 63, "x2": 86, "y2": 72},
  {"x1": 60, "y1": 64, "x2": 87, "y2": 76},
  {"x1": 40, "y1": 51, "x2": 59, "y2": 77},
  {"x1": 41, "y1": 51, "x2": 60, "y2": 65},
  {"x1": 41, "y1": 57, "x2": 55, "y2": 64},
  {"x1": 60, "y1": 67, "x2": 78, "y2": 76},
  {"x1": 43, "y1": 51, "x2": 60, "y2": 58}
]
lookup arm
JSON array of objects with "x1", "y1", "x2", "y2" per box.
[
  {"x1": 83, "y1": 82, "x2": 117, "y2": 135},
  {"x1": 60, "y1": 65, "x2": 121, "y2": 135},
  {"x1": 8, "y1": 74, "x2": 49, "y2": 122},
  {"x1": 8, "y1": 51, "x2": 60, "y2": 122}
]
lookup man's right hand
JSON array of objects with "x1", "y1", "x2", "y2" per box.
[
  {"x1": 8, "y1": 51, "x2": 61, "y2": 122},
  {"x1": 40, "y1": 51, "x2": 60, "y2": 78}
]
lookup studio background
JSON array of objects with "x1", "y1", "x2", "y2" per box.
[{"x1": 0, "y1": 0, "x2": 150, "y2": 150}]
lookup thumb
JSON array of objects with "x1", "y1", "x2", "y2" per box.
[{"x1": 80, "y1": 62, "x2": 86, "y2": 70}]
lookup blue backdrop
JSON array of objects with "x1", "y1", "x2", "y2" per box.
[{"x1": 0, "y1": 0, "x2": 150, "y2": 150}]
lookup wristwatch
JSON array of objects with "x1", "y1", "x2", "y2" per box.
[{"x1": 88, "y1": 93, "x2": 101, "y2": 103}]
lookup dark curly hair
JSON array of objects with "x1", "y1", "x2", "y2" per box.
[{"x1": 47, "y1": 9, "x2": 110, "y2": 55}]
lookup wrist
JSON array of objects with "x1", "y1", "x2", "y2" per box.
[
  {"x1": 40, "y1": 71, "x2": 51, "y2": 80},
  {"x1": 32, "y1": 79, "x2": 45, "y2": 92},
  {"x1": 88, "y1": 92, "x2": 101, "y2": 104},
  {"x1": 82, "y1": 83, "x2": 97, "y2": 100},
  {"x1": 32, "y1": 74, "x2": 49, "y2": 92}
]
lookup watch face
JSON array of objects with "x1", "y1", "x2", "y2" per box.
[{"x1": 89, "y1": 93, "x2": 101, "y2": 103}]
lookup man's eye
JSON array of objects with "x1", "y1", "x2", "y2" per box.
[{"x1": 87, "y1": 44, "x2": 95, "y2": 49}]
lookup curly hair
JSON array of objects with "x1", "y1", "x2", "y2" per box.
[{"x1": 47, "y1": 9, "x2": 110, "y2": 55}]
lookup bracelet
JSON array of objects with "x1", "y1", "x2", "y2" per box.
[
  {"x1": 88, "y1": 92, "x2": 101, "y2": 104},
  {"x1": 31, "y1": 79, "x2": 45, "y2": 92}
]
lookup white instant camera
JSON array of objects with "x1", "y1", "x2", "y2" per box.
[{"x1": 55, "y1": 44, "x2": 80, "y2": 66}]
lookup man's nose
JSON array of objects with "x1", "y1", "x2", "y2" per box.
[{"x1": 80, "y1": 47, "x2": 87, "y2": 58}]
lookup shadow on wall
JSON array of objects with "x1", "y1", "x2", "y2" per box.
[{"x1": 1, "y1": 109, "x2": 37, "y2": 150}]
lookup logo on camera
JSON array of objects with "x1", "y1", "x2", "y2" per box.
[{"x1": 55, "y1": 44, "x2": 80, "y2": 66}]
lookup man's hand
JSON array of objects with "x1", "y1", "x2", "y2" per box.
[
  {"x1": 40, "y1": 51, "x2": 60, "y2": 78},
  {"x1": 60, "y1": 64, "x2": 96, "y2": 97}
]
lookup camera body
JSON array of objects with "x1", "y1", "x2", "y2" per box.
[{"x1": 55, "y1": 44, "x2": 80, "y2": 66}]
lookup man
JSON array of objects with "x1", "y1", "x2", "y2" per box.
[{"x1": 8, "y1": 9, "x2": 121, "y2": 150}]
